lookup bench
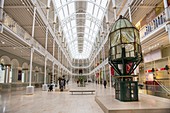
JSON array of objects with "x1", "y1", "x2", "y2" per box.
[{"x1": 69, "y1": 89, "x2": 95, "y2": 95}]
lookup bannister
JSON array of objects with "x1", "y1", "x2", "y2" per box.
[
  {"x1": 3, "y1": 12, "x2": 32, "y2": 44},
  {"x1": 32, "y1": 39, "x2": 46, "y2": 54},
  {"x1": 3, "y1": 11, "x2": 47, "y2": 56},
  {"x1": 2, "y1": 10, "x2": 72, "y2": 74},
  {"x1": 140, "y1": 11, "x2": 166, "y2": 39},
  {"x1": 155, "y1": 80, "x2": 170, "y2": 95}
]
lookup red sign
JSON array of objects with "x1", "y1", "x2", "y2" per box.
[
  {"x1": 126, "y1": 63, "x2": 132, "y2": 73},
  {"x1": 145, "y1": 67, "x2": 166, "y2": 73},
  {"x1": 110, "y1": 67, "x2": 114, "y2": 76},
  {"x1": 145, "y1": 81, "x2": 159, "y2": 85},
  {"x1": 96, "y1": 73, "x2": 99, "y2": 78}
]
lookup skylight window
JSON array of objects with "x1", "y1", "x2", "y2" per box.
[
  {"x1": 98, "y1": 9, "x2": 103, "y2": 20},
  {"x1": 63, "y1": 6, "x2": 68, "y2": 17},
  {"x1": 71, "y1": 20, "x2": 76, "y2": 27},
  {"x1": 68, "y1": 3, "x2": 75, "y2": 14},
  {"x1": 58, "y1": 10, "x2": 64, "y2": 20},
  {"x1": 84, "y1": 28, "x2": 89, "y2": 34},
  {"x1": 61, "y1": 0, "x2": 66, "y2": 5},
  {"x1": 87, "y1": 3, "x2": 94, "y2": 15},
  {"x1": 93, "y1": 5, "x2": 99, "y2": 17},
  {"x1": 101, "y1": 0, "x2": 108, "y2": 7},
  {"x1": 72, "y1": 28, "x2": 76, "y2": 34},
  {"x1": 96, "y1": 0, "x2": 101, "y2": 5},
  {"x1": 54, "y1": 0, "x2": 108, "y2": 59}
]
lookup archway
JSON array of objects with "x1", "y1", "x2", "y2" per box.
[
  {"x1": 11, "y1": 59, "x2": 20, "y2": 83},
  {"x1": 34, "y1": 66, "x2": 39, "y2": 82},
  {"x1": 0, "y1": 56, "x2": 11, "y2": 83},
  {"x1": 22, "y1": 62, "x2": 29, "y2": 82}
]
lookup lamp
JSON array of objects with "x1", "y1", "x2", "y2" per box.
[{"x1": 108, "y1": 15, "x2": 143, "y2": 102}]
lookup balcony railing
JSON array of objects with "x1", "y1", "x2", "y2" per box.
[
  {"x1": 3, "y1": 12, "x2": 32, "y2": 44},
  {"x1": 140, "y1": 11, "x2": 166, "y2": 39},
  {"x1": 72, "y1": 63, "x2": 89, "y2": 67},
  {"x1": 144, "y1": 84, "x2": 170, "y2": 99},
  {"x1": 3, "y1": 12, "x2": 45, "y2": 55}
]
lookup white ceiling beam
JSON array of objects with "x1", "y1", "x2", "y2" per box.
[
  {"x1": 57, "y1": 0, "x2": 105, "y2": 12},
  {"x1": 4, "y1": 6, "x2": 32, "y2": 9},
  {"x1": 69, "y1": 38, "x2": 93, "y2": 45},
  {"x1": 65, "y1": 32, "x2": 96, "y2": 39},
  {"x1": 64, "y1": 25, "x2": 98, "y2": 34},
  {"x1": 61, "y1": 12, "x2": 101, "y2": 27}
]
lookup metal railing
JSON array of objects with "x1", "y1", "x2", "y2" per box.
[
  {"x1": 3, "y1": 11, "x2": 46, "y2": 55},
  {"x1": 145, "y1": 83, "x2": 170, "y2": 99},
  {"x1": 139, "y1": 10, "x2": 166, "y2": 39},
  {"x1": 155, "y1": 80, "x2": 170, "y2": 95},
  {"x1": 3, "y1": 12, "x2": 32, "y2": 44},
  {"x1": 72, "y1": 63, "x2": 89, "y2": 67}
]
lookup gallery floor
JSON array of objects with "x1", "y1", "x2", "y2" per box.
[{"x1": 0, "y1": 83, "x2": 169, "y2": 113}]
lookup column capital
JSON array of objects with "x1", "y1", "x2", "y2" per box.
[
  {"x1": 47, "y1": 0, "x2": 51, "y2": 8},
  {"x1": 31, "y1": 47, "x2": 34, "y2": 53}
]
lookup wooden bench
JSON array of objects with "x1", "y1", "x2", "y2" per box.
[{"x1": 69, "y1": 89, "x2": 95, "y2": 95}]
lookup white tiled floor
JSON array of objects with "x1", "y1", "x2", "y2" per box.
[
  {"x1": 0, "y1": 83, "x2": 113, "y2": 113},
  {"x1": 1, "y1": 83, "x2": 169, "y2": 113}
]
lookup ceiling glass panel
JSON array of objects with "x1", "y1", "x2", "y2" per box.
[
  {"x1": 58, "y1": 10, "x2": 64, "y2": 20},
  {"x1": 72, "y1": 28, "x2": 76, "y2": 34},
  {"x1": 98, "y1": 9, "x2": 103, "y2": 20},
  {"x1": 61, "y1": 0, "x2": 66, "y2": 5},
  {"x1": 56, "y1": 0, "x2": 61, "y2": 7},
  {"x1": 94, "y1": 25, "x2": 98, "y2": 31},
  {"x1": 96, "y1": 0, "x2": 101, "y2": 5},
  {"x1": 84, "y1": 28, "x2": 89, "y2": 34},
  {"x1": 91, "y1": 22, "x2": 94, "y2": 28},
  {"x1": 67, "y1": 23, "x2": 71, "y2": 29},
  {"x1": 71, "y1": 20, "x2": 76, "y2": 27},
  {"x1": 87, "y1": 3, "x2": 94, "y2": 15},
  {"x1": 63, "y1": 26, "x2": 67, "y2": 32},
  {"x1": 63, "y1": 6, "x2": 68, "y2": 18},
  {"x1": 68, "y1": 2, "x2": 75, "y2": 14},
  {"x1": 54, "y1": 0, "x2": 108, "y2": 59},
  {"x1": 93, "y1": 5, "x2": 99, "y2": 17},
  {"x1": 101, "y1": 0, "x2": 108, "y2": 7}
]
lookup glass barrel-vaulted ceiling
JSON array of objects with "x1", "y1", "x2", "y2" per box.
[{"x1": 54, "y1": 0, "x2": 108, "y2": 59}]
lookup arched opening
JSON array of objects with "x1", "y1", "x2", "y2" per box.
[
  {"x1": 11, "y1": 59, "x2": 20, "y2": 83},
  {"x1": 0, "y1": 56, "x2": 11, "y2": 83},
  {"x1": 22, "y1": 62, "x2": 29, "y2": 83}
]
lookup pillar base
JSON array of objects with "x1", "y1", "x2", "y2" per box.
[
  {"x1": 42, "y1": 84, "x2": 48, "y2": 91},
  {"x1": 26, "y1": 86, "x2": 34, "y2": 95},
  {"x1": 1, "y1": 83, "x2": 11, "y2": 92}
]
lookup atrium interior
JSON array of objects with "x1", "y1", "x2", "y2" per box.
[{"x1": 0, "y1": 0, "x2": 170, "y2": 113}]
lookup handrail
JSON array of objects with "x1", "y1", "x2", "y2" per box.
[
  {"x1": 3, "y1": 11, "x2": 47, "y2": 56},
  {"x1": 3, "y1": 12, "x2": 32, "y2": 44},
  {"x1": 139, "y1": 10, "x2": 166, "y2": 39},
  {"x1": 155, "y1": 80, "x2": 170, "y2": 95},
  {"x1": 2, "y1": 11, "x2": 72, "y2": 73}
]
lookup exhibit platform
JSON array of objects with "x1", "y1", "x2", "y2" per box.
[
  {"x1": 95, "y1": 94, "x2": 170, "y2": 113},
  {"x1": 55, "y1": 88, "x2": 69, "y2": 92}
]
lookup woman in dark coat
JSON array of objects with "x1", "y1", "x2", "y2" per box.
[{"x1": 104, "y1": 80, "x2": 107, "y2": 88}]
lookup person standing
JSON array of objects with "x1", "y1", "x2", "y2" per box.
[{"x1": 104, "y1": 80, "x2": 107, "y2": 88}]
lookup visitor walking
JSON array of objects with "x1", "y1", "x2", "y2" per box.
[{"x1": 104, "y1": 80, "x2": 107, "y2": 88}]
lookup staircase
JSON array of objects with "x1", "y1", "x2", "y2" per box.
[{"x1": 145, "y1": 80, "x2": 170, "y2": 99}]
